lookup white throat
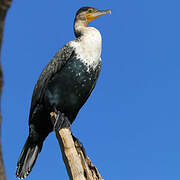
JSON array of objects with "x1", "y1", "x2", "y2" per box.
[{"x1": 70, "y1": 27, "x2": 102, "y2": 71}]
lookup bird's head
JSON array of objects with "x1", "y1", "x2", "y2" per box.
[
  {"x1": 74, "y1": 7, "x2": 111, "y2": 37},
  {"x1": 75, "y1": 7, "x2": 111, "y2": 24}
]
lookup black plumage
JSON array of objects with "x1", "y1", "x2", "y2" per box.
[{"x1": 16, "y1": 6, "x2": 110, "y2": 179}]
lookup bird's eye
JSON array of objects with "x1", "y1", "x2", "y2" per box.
[{"x1": 88, "y1": 9, "x2": 93, "y2": 13}]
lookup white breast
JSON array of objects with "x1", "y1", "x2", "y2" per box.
[{"x1": 70, "y1": 27, "x2": 102, "y2": 71}]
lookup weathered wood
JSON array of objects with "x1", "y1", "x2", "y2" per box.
[
  {"x1": 0, "y1": 0, "x2": 12, "y2": 180},
  {"x1": 56, "y1": 128, "x2": 86, "y2": 180},
  {"x1": 56, "y1": 128, "x2": 104, "y2": 180},
  {"x1": 0, "y1": 0, "x2": 12, "y2": 51}
]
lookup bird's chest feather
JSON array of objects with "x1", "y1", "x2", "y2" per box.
[
  {"x1": 46, "y1": 57, "x2": 100, "y2": 111},
  {"x1": 70, "y1": 27, "x2": 102, "y2": 71}
]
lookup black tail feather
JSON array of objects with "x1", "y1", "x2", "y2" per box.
[{"x1": 16, "y1": 136, "x2": 43, "y2": 179}]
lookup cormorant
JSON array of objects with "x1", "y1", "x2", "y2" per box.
[{"x1": 16, "y1": 7, "x2": 111, "y2": 179}]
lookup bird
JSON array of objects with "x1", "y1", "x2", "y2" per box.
[{"x1": 16, "y1": 7, "x2": 111, "y2": 179}]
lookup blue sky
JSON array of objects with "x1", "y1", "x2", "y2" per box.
[{"x1": 1, "y1": 0, "x2": 180, "y2": 180}]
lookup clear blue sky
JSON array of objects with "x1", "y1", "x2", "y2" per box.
[{"x1": 1, "y1": 0, "x2": 180, "y2": 179}]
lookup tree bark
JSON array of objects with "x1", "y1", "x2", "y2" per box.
[
  {"x1": 56, "y1": 128, "x2": 104, "y2": 180},
  {"x1": 0, "y1": 0, "x2": 12, "y2": 180}
]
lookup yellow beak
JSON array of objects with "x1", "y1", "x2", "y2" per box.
[{"x1": 86, "y1": 9, "x2": 111, "y2": 23}]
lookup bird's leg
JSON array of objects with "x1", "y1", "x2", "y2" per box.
[
  {"x1": 50, "y1": 106, "x2": 71, "y2": 131},
  {"x1": 72, "y1": 134, "x2": 87, "y2": 158}
]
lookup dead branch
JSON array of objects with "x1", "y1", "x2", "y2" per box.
[
  {"x1": 56, "y1": 128, "x2": 104, "y2": 180},
  {"x1": 0, "y1": 0, "x2": 12, "y2": 180}
]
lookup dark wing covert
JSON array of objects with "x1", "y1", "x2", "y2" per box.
[{"x1": 29, "y1": 44, "x2": 74, "y2": 119}]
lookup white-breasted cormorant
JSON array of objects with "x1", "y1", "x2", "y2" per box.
[{"x1": 16, "y1": 7, "x2": 111, "y2": 179}]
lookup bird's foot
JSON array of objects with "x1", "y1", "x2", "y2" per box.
[
  {"x1": 72, "y1": 135, "x2": 87, "y2": 158},
  {"x1": 50, "y1": 110, "x2": 71, "y2": 131}
]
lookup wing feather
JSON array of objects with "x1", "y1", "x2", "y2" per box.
[{"x1": 29, "y1": 44, "x2": 74, "y2": 119}]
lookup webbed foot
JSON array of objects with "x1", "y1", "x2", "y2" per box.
[{"x1": 50, "y1": 108, "x2": 71, "y2": 131}]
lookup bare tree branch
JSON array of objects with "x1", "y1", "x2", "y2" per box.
[
  {"x1": 0, "y1": 0, "x2": 12, "y2": 179},
  {"x1": 56, "y1": 128, "x2": 104, "y2": 180}
]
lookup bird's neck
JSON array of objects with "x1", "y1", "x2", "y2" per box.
[
  {"x1": 71, "y1": 21, "x2": 102, "y2": 70},
  {"x1": 73, "y1": 20, "x2": 102, "y2": 52},
  {"x1": 74, "y1": 19, "x2": 89, "y2": 38}
]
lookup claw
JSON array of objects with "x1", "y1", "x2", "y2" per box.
[{"x1": 50, "y1": 110, "x2": 71, "y2": 131}]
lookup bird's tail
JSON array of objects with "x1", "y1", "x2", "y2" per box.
[{"x1": 16, "y1": 136, "x2": 43, "y2": 179}]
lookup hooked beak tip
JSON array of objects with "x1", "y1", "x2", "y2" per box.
[{"x1": 106, "y1": 9, "x2": 111, "y2": 15}]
